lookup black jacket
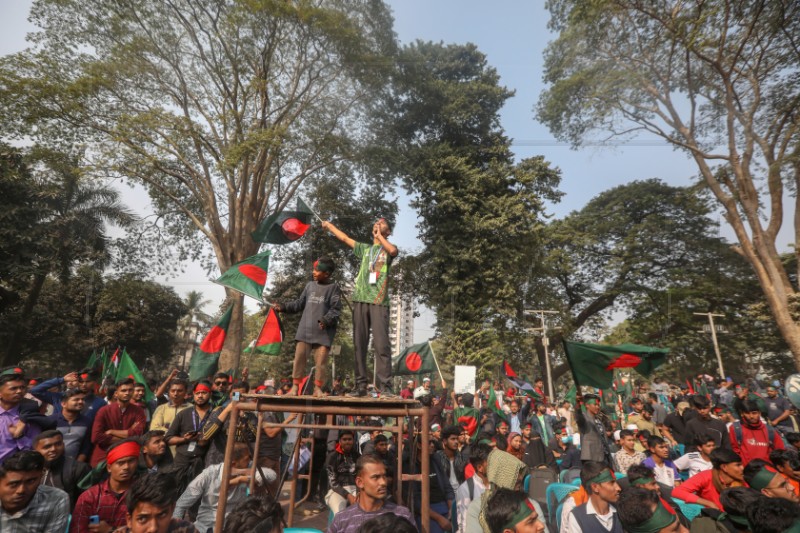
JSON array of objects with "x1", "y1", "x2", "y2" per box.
[{"x1": 434, "y1": 448, "x2": 468, "y2": 486}]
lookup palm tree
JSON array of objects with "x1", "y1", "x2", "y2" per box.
[
  {"x1": 181, "y1": 290, "x2": 212, "y2": 328},
  {"x1": 2, "y1": 148, "x2": 136, "y2": 365}
]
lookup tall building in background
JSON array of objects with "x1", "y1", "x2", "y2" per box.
[{"x1": 389, "y1": 292, "x2": 415, "y2": 357}]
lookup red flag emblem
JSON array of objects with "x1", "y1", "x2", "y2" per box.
[
  {"x1": 238, "y1": 264, "x2": 267, "y2": 285},
  {"x1": 605, "y1": 353, "x2": 642, "y2": 371},
  {"x1": 405, "y1": 352, "x2": 422, "y2": 372}
]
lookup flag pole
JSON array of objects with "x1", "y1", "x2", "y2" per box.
[
  {"x1": 299, "y1": 196, "x2": 324, "y2": 223},
  {"x1": 428, "y1": 342, "x2": 445, "y2": 385}
]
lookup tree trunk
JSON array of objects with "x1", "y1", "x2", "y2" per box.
[{"x1": 218, "y1": 292, "x2": 245, "y2": 375}]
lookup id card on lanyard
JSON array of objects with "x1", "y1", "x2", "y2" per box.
[{"x1": 368, "y1": 245, "x2": 382, "y2": 285}]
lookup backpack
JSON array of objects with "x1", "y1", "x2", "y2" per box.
[{"x1": 731, "y1": 420, "x2": 776, "y2": 450}]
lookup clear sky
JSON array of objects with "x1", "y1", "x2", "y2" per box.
[{"x1": 0, "y1": 1, "x2": 703, "y2": 340}]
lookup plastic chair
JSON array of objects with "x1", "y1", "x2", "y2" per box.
[
  {"x1": 523, "y1": 474, "x2": 530, "y2": 494},
  {"x1": 613, "y1": 472, "x2": 627, "y2": 480},
  {"x1": 545, "y1": 483, "x2": 578, "y2": 524},
  {"x1": 570, "y1": 477, "x2": 581, "y2": 486},
  {"x1": 672, "y1": 498, "x2": 704, "y2": 521}
]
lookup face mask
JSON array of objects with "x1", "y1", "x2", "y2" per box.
[{"x1": 561, "y1": 436, "x2": 570, "y2": 444}]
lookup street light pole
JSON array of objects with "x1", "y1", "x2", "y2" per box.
[
  {"x1": 524, "y1": 309, "x2": 560, "y2": 401},
  {"x1": 695, "y1": 312, "x2": 726, "y2": 379}
]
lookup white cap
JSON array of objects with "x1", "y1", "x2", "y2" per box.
[
  {"x1": 613, "y1": 430, "x2": 621, "y2": 441},
  {"x1": 407, "y1": 380, "x2": 414, "y2": 385},
  {"x1": 626, "y1": 424, "x2": 638, "y2": 431},
  {"x1": 423, "y1": 377, "x2": 431, "y2": 382},
  {"x1": 414, "y1": 386, "x2": 430, "y2": 400}
]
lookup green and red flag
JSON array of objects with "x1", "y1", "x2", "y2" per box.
[
  {"x1": 454, "y1": 405, "x2": 480, "y2": 440},
  {"x1": 562, "y1": 341, "x2": 668, "y2": 390},
  {"x1": 251, "y1": 307, "x2": 283, "y2": 355},
  {"x1": 392, "y1": 341, "x2": 435, "y2": 376},
  {"x1": 214, "y1": 251, "x2": 271, "y2": 302},
  {"x1": 101, "y1": 347, "x2": 120, "y2": 384},
  {"x1": 501, "y1": 360, "x2": 544, "y2": 401},
  {"x1": 189, "y1": 306, "x2": 233, "y2": 381},
  {"x1": 488, "y1": 386, "x2": 508, "y2": 423},
  {"x1": 114, "y1": 349, "x2": 155, "y2": 402},
  {"x1": 251, "y1": 198, "x2": 314, "y2": 244}
]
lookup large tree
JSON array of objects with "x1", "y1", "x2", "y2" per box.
[
  {"x1": 1, "y1": 147, "x2": 135, "y2": 365},
  {"x1": 528, "y1": 179, "x2": 768, "y2": 382},
  {"x1": 0, "y1": 0, "x2": 397, "y2": 371},
  {"x1": 537, "y1": 0, "x2": 800, "y2": 368},
  {"x1": 379, "y1": 41, "x2": 563, "y2": 370}
]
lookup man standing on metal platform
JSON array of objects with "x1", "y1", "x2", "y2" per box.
[{"x1": 322, "y1": 218, "x2": 398, "y2": 398}]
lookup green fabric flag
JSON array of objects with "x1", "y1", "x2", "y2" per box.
[
  {"x1": 392, "y1": 341, "x2": 436, "y2": 376},
  {"x1": 214, "y1": 251, "x2": 271, "y2": 302},
  {"x1": 562, "y1": 341, "x2": 668, "y2": 390},
  {"x1": 488, "y1": 386, "x2": 508, "y2": 422},
  {"x1": 251, "y1": 198, "x2": 314, "y2": 244},
  {"x1": 114, "y1": 349, "x2": 155, "y2": 402},
  {"x1": 565, "y1": 384, "x2": 577, "y2": 405},
  {"x1": 251, "y1": 307, "x2": 283, "y2": 355},
  {"x1": 189, "y1": 306, "x2": 233, "y2": 381}
]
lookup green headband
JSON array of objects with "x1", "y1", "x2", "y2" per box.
[
  {"x1": 478, "y1": 439, "x2": 493, "y2": 446},
  {"x1": 630, "y1": 477, "x2": 656, "y2": 487},
  {"x1": 313, "y1": 259, "x2": 334, "y2": 273},
  {"x1": 750, "y1": 466, "x2": 779, "y2": 491},
  {"x1": 584, "y1": 398, "x2": 599, "y2": 406},
  {"x1": 628, "y1": 502, "x2": 677, "y2": 533},
  {"x1": 587, "y1": 469, "x2": 615, "y2": 486},
  {"x1": 502, "y1": 499, "x2": 535, "y2": 531},
  {"x1": 0, "y1": 367, "x2": 23, "y2": 377}
]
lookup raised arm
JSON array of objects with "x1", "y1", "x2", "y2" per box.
[{"x1": 321, "y1": 221, "x2": 355, "y2": 249}]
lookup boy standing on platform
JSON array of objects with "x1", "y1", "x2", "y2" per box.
[
  {"x1": 322, "y1": 218, "x2": 398, "y2": 398},
  {"x1": 275, "y1": 256, "x2": 342, "y2": 397}
]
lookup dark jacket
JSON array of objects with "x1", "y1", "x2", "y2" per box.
[
  {"x1": 281, "y1": 280, "x2": 342, "y2": 346},
  {"x1": 43, "y1": 455, "x2": 91, "y2": 510},
  {"x1": 576, "y1": 408, "x2": 612, "y2": 465},
  {"x1": 324, "y1": 444, "x2": 360, "y2": 498},
  {"x1": 434, "y1": 448, "x2": 468, "y2": 486}
]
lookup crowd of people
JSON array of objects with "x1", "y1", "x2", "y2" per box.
[{"x1": 3, "y1": 364, "x2": 800, "y2": 533}]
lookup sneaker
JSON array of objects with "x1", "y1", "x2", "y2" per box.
[{"x1": 346, "y1": 387, "x2": 367, "y2": 398}]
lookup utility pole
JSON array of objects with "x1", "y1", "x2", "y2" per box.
[
  {"x1": 695, "y1": 312, "x2": 726, "y2": 379},
  {"x1": 524, "y1": 309, "x2": 560, "y2": 401}
]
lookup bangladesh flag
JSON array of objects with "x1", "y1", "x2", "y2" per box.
[
  {"x1": 488, "y1": 386, "x2": 508, "y2": 422},
  {"x1": 454, "y1": 405, "x2": 480, "y2": 440},
  {"x1": 501, "y1": 360, "x2": 543, "y2": 401},
  {"x1": 114, "y1": 349, "x2": 155, "y2": 402},
  {"x1": 251, "y1": 198, "x2": 313, "y2": 244},
  {"x1": 562, "y1": 341, "x2": 668, "y2": 389},
  {"x1": 252, "y1": 307, "x2": 283, "y2": 355},
  {"x1": 392, "y1": 341, "x2": 435, "y2": 376},
  {"x1": 189, "y1": 306, "x2": 233, "y2": 381},
  {"x1": 215, "y1": 251, "x2": 271, "y2": 302}
]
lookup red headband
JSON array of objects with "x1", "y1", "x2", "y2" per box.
[
  {"x1": 107, "y1": 441, "x2": 140, "y2": 465},
  {"x1": 194, "y1": 383, "x2": 211, "y2": 393}
]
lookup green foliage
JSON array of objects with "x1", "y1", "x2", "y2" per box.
[
  {"x1": 537, "y1": 0, "x2": 800, "y2": 366},
  {"x1": 6, "y1": 267, "x2": 186, "y2": 376},
  {"x1": 0, "y1": 0, "x2": 400, "y2": 370},
  {"x1": 0, "y1": 146, "x2": 135, "y2": 365},
  {"x1": 0, "y1": 143, "x2": 44, "y2": 315},
  {"x1": 376, "y1": 41, "x2": 563, "y2": 368},
  {"x1": 530, "y1": 179, "x2": 774, "y2": 380}
]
